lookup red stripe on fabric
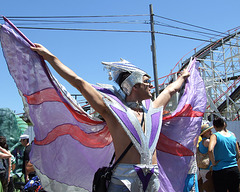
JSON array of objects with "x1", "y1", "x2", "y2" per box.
[
  {"x1": 163, "y1": 104, "x2": 204, "y2": 121},
  {"x1": 62, "y1": 101, "x2": 103, "y2": 125},
  {"x1": 24, "y1": 88, "x2": 103, "y2": 125},
  {"x1": 34, "y1": 124, "x2": 112, "y2": 148},
  {"x1": 157, "y1": 133, "x2": 193, "y2": 156},
  {"x1": 24, "y1": 88, "x2": 62, "y2": 104}
]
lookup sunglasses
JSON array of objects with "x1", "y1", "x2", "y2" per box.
[{"x1": 143, "y1": 79, "x2": 152, "y2": 84}]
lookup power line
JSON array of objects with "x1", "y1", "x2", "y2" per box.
[
  {"x1": 154, "y1": 14, "x2": 227, "y2": 35},
  {"x1": 3, "y1": 14, "x2": 229, "y2": 37},
  {"x1": 154, "y1": 21, "x2": 220, "y2": 39},
  {"x1": 6, "y1": 14, "x2": 149, "y2": 19},
  {"x1": 8, "y1": 18, "x2": 148, "y2": 25},
  {"x1": 9, "y1": 18, "x2": 224, "y2": 40},
  {"x1": 155, "y1": 31, "x2": 240, "y2": 48},
  {"x1": 17, "y1": 26, "x2": 150, "y2": 33},
  {"x1": 154, "y1": 30, "x2": 218, "y2": 43},
  {"x1": 2, "y1": 14, "x2": 239, "y2": 46},
  {"x1": 16, "y1": 26, "x2": 211, "y2": 42},
  {"x1": 17, "y1": 26, "x2": 240, "y2": 47},
  {"x1": 2, "y1": 14, "x2": 231, "y2": 39}
]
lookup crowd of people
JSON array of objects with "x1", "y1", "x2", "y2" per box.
[
  {"x1": 197, "y1": 118, "x2": 240, "y2": 192},
  {"x1": 0, "y1": 134, "x2": 45, "y2": 192},
  {"x1": 1, "y1": 117, "x2": 239, "y2": 192}
]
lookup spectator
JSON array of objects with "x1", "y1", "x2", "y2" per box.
[
  {"x1": 198, "y1": 123, "x2": 214, "y2": 192},
  {"x1": 0, "y1": 136, "x2": 12, "y2": 192},
  {"x1": 237, "y1": 142, "x2": 240, "y2": 171},
  {"x1": 208, "y1": 117, "x2": 240, "y2": 192},
  {"x1": 20, "y1": 135, "x2": 35, "y2": 184},
  {"x1": 7, "y1": 155, "x2": 16, "y2": 192}
]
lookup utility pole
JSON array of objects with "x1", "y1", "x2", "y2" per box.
[{"x1": 149, "y1": 4, "x2": 159, "y2": 97}]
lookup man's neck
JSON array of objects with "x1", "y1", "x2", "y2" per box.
[
  {"x1": 126, "y1": 101, "x2": 142, "y2": 109},
  {"x1": 125, "y1": 94, "x2": 144, "y2": 112}
]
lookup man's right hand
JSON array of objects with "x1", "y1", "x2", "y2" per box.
[{"x1": 31, "y1": 43, "x2": 54, "y2": 61}]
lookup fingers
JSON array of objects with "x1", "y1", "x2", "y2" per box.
[
  {"x1": 29, "y1": 43, "x2": 53, "y2": 60},
  {"x1": 30, "y1": 44, "x2": 37, "y2": 51},
  {"x1": 30, "y1": 43, "x2": 39, "y2": 49},
  {"x1": 33, "y1": 43, "x2": 42, "y2": 48},
  {"x1": 30, "y1": 43, "x2": 47, "y2": 55},
  {"x1": 180, "y1": 69, "x2": 190, "y2": 78},
  {"x1": 30, "y1": 46, "x2": 36, "y2": 51}
]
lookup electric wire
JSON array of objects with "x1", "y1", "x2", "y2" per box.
[
  {"x1": 2, "y1": 14, "x2": 230, "y2": 37},
  {"x1": 17, "y1": 26, "x2": 150, "y2": 33},
  {"x1": 8, "y1": 18, "x2": 148, "y2": 25},
  {"x1": 16, "y1": 26, "x2": 240, "y2": 47},
  {"x1": 9, "y1": 18, "x2": 223, "y2": 39},
  {"x1": 154, "y1": 14, "x2": 227, "y2": 35},
  {"x1": 2, "y1": 15, "x2": 239, "y2": 45},
  {"x1": 153, "y1": 21, "x2": 224, "y2": 39},
  {"x1": 6, "y1": 14, "x2": 149, "y2": 19}
]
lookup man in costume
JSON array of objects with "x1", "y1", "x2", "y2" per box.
[
  {"x1": 1, "y1": 18, "x2": 207, "y2": 191},
  {"x1": 30, "y1": 44, "x2": 190, "y2": 191}
]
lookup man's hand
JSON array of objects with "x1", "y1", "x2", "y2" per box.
[
  {"x1": 25, "y1": 161, "x2": 35, "y2": 175},
  {"x1": 31, "y1": 43, "x2": 54, "y2": 61},
  {"x1": 180, "y1": 68, "x2": 190, "y2": 79},
  {"x1": 211, "y1": 160, "x2": 220, "y2": 166}
]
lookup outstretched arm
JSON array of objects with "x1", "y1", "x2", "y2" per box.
[
  {"x1": 31, "y1": 44, "x2": 110, "y2": 118},
  {"x1": 153, "y1": 69, "x2": 190, "y2": 108},
  {"x1": 0, "y1": 147, "x2": 12, "y2": 159}
]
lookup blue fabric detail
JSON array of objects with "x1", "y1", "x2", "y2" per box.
[{"x1": 183, "y1": 173, "x2": 198, "y2": 192}]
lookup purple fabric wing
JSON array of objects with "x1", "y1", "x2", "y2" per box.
[
  {"x1": 0, "y1": 21, "x2": 114, "y2": 191},
  {"x1": 157, "y1": 59, "x2": 207, "y2": 192}
]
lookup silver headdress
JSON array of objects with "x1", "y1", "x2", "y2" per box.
[{"x1": 102, "y1": 58, "x2": 150, "y2": 95}]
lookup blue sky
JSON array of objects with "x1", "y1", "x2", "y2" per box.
[{"x1": 0, "y1": 0, "x2": 239, "y2": 114}]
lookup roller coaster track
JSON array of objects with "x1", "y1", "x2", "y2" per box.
[{"x1": 159, "y1": 27, "x2": 240, "y2": 121}]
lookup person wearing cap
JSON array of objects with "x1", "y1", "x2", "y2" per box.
[
  {"x1": 198, "y1": 123, "x2": 214, "y2": 192},
  {"x1": 20, "y1": 134, "x2": 36, "y2": 183},
  {"x1": 208, "y1": 117, "x2": 240, "y2": 192},
  {"x1": 30, "y1": 44, "x2": 190, "y2": 191}
]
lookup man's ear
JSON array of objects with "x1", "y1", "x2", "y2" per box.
[
  {"x1": 133, "y1": 84, "x2": 140, "y2": 88},
  {"x1": 132, "y1": 84, "x2": 139, "y2": 91}
]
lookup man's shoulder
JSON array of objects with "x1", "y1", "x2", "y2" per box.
[
  {"x1": 25, "y1": 144, "x2": 32, "y2": 153},
  {"x1": 95, "y1": 83, "x2": 125, "y2": 100}
]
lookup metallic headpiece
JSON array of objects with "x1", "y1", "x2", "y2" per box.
[{"x1": 102, "y1": 58, "x2": 150, "y2": 95}]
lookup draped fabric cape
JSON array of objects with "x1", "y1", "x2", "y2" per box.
[{"x1": 0, "y1": 19, "x2": 207, "y2": 192}]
